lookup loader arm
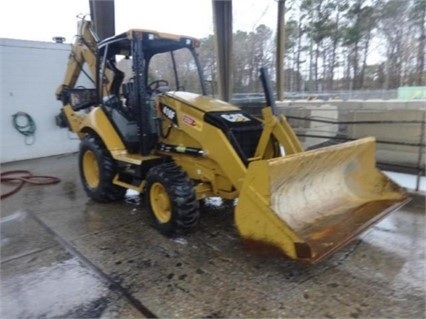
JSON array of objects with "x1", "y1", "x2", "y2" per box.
[
  {"x1": 254, "y1": 67, "x2": 303, "y2": 158},
  {"x1": 254, "y1": 107, "x2": 303, "y2": 158}
]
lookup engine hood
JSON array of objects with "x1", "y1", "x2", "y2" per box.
[{"x1": 164, "y1": 91, "x2": 240, "y2": 113}]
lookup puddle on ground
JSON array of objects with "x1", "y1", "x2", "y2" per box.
[{"x1": 1, "y1": 257, "x2": 109, "y2": 318}]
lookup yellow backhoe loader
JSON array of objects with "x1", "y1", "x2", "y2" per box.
[{"x1": 55, "y1": 18, "x2": 409, "y2": 263}]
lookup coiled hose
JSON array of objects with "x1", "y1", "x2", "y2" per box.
[
  {"x1": 1, "y1": 170, "x2": 61, "y2": 199},
  {"x1": 12, "y1": 112, "x2": 36, "y2": 145}
]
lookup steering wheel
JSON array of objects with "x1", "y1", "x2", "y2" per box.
[{"x1": 148, "y1": 80, "x2": 169, "y2": 93}]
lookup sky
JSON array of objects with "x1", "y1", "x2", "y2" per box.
[
  {"x1": 0, "y1": 0, "x2": 382, "y2": 66},
  {"x1": 0, "y1": 0, "x2": 277, "y2": 43}
]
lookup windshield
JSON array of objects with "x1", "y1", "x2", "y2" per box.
[{"x1": 148, "y1": 48, "x2": 205, "y2": 95}]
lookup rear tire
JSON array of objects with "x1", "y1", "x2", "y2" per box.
[
  {"x1": 146, "y1": 163, "x2": 199, "y2": 236},
  {"x1": 79, "y1": 135, "x2": 126, "y2": 202}
]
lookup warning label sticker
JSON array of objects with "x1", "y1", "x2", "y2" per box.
[
  {"x1": 220, "y1": 113, "x2": 251, "y2": 123},
  {"x1": 182, "y1": 114, "x2": 203, "y2": 131}
]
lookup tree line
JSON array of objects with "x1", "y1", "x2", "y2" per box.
[{"x1": 198, "y1": 0, "x2": 426, "y2": 94}]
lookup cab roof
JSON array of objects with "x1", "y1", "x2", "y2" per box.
[{"x1": 97, "y1": 29, "x2": 200, "y2": 58}]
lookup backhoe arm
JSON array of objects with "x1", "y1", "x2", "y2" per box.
[
  {"x1": 55, "y1": 19, "x2": 99, "y2": 101},
  {"x1": 55, "y1": 18, "x2": 119, "y2": 135}
]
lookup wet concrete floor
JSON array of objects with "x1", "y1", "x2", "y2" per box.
[{"x1": 1, "y1": 153, "x2": 425, "y2": 318}]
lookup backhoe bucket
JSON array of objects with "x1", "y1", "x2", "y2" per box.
[{"x1": 235, "y1": 137, "x2": 409, "y2": 263}]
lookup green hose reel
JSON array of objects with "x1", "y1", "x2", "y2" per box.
[{"x1": 12, "y1": 112, "x2": 36, "y2": 145}]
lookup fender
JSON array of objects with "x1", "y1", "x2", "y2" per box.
[{"x1": 80, "y1": 107, "x2": 126, "y2": 151}]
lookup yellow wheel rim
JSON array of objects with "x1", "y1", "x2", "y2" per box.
[
  {"x1": 150, "y1": 182, "x2": 172, "y2": 223},
  {"x1": 83, "y1": 150, "x2": 100, "y2": 188}
]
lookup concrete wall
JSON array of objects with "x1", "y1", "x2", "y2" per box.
[
  {"x1": 277, "y1": 104, "x2": 339, "y2": 149},
  {"x1": 348, "y1": 109, "x2": 425, "y2": 168},
  {"x1": 0, "y1": 38, "x2": 91, "y2": 163},
  {"x1": 278, "y1": 99, "x2": 426, "y2": 110},
  {"x1": 277, "y1": 100, "x2": 426, "y2": 169}
]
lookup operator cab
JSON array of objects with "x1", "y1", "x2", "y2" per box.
[{"x1": 96, "y1": 29, "x2": 206, "y2": 155}]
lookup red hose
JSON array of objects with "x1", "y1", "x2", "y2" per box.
[{"x1": 1, "y1": 170, "x2": 61, "y2": 199}]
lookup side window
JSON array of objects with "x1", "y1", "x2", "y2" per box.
[{"x1": 116, "y1": 55, "x2": 133, "y2": 84}]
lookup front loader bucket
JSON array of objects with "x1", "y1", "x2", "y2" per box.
[{"x1": 235, "y1": 137, "x2": 409, "y2": 263}]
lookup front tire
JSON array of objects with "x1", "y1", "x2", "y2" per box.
[
  {"x1": 146, "y1": 163, "x2": 199, "y2": 236},
  {"x1": 79, "y1": 135, "x2": 126, "y2": 202}
]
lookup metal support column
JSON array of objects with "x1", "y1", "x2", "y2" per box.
[
  {"x1": 276, "y1": 0, "x2": 286, "y2": 101},
  {"x1": 89, "y1": 0, "x2": 115, "y2": 40},
  {"x1": 212, "y1": 0, "x2": 233, "y2": 102},
  {"x1": 415, "y1": 112, "x2": 425, "y2": 191}
]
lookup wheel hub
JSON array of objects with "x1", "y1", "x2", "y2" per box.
[
  {"x1": 150, "y1": 182, "x2": 172, "y2": 223},
  {"x1": 82, "y1": 150, "x2": 100, "y2": 188}
]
